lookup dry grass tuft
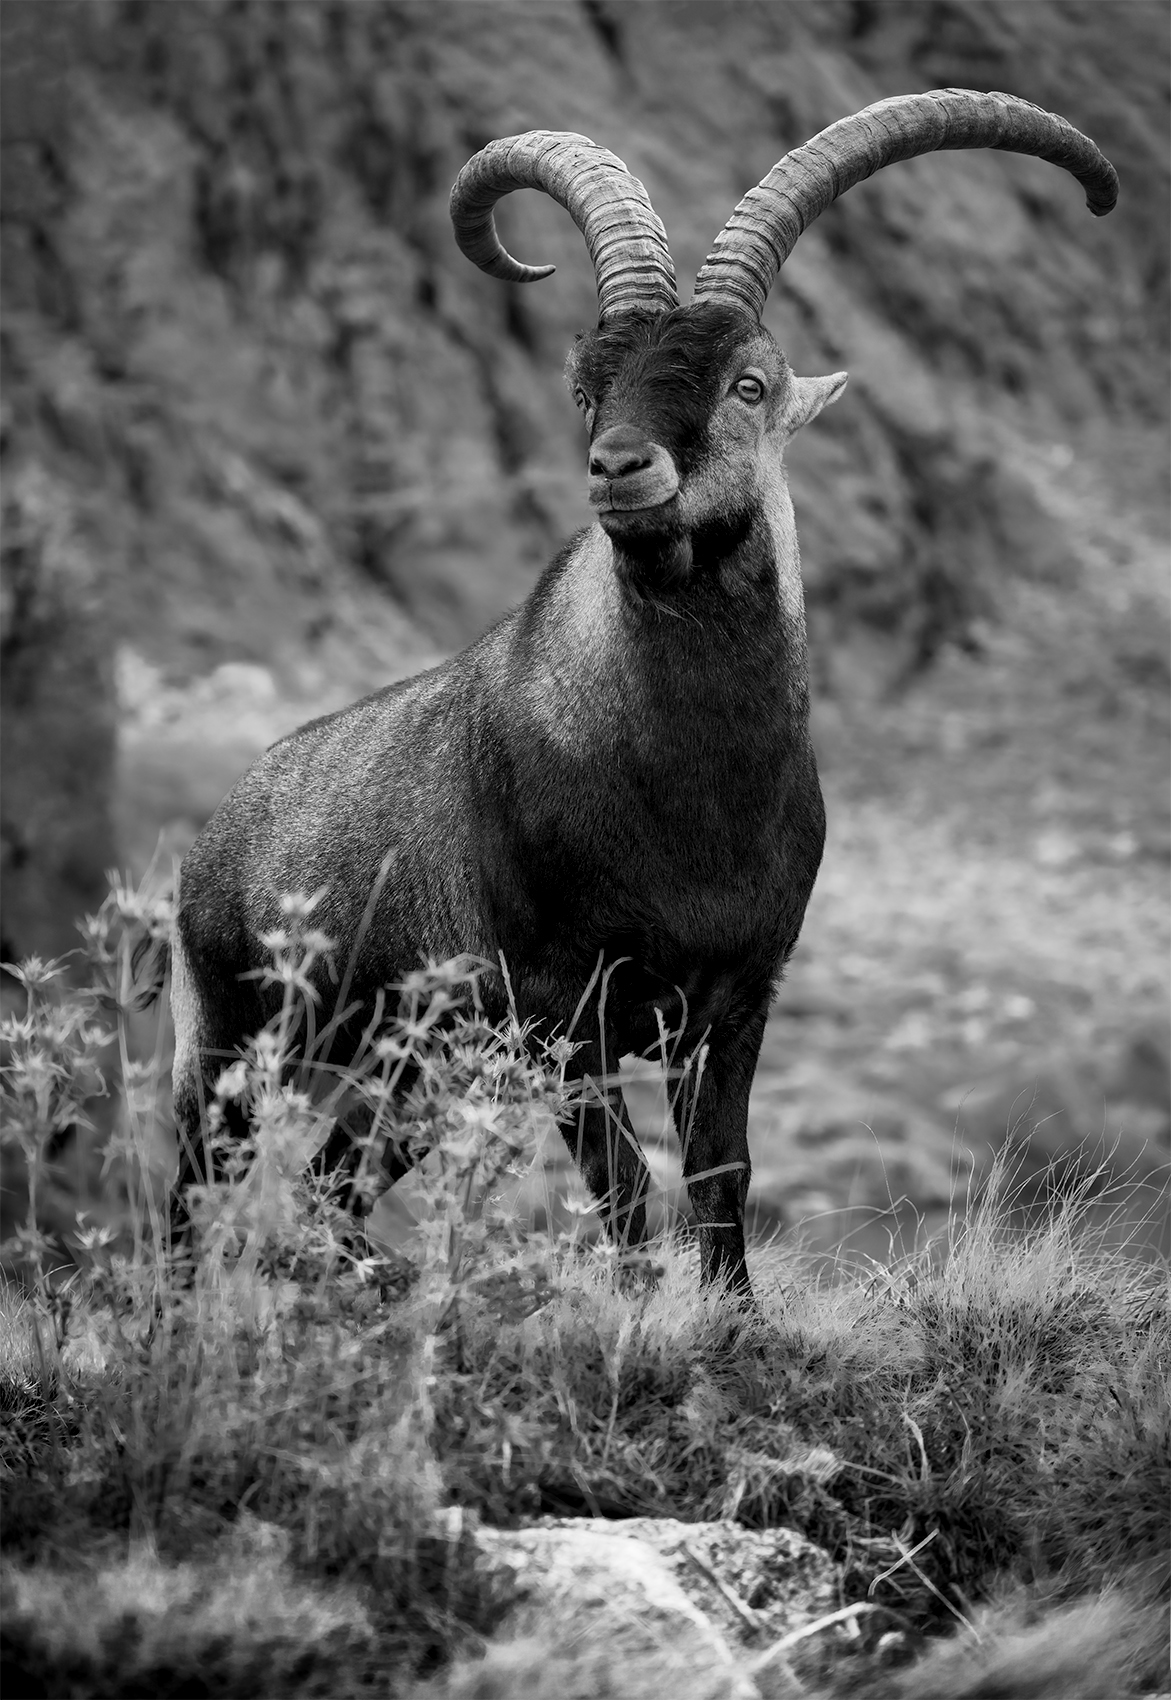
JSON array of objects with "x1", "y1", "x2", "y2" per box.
[{"x1": 2, "y1": 1529, "x2": 379, "y2": 1699}]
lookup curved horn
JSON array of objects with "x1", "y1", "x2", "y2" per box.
[
  {"x1": 693, "y1": 89, "x2": 1119, "y2": 322},
  {"x1": 450, "y1": 130, "x2": 677, "y2": 322}
]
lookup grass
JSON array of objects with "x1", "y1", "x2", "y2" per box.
[{"x1": 0, "y1": 882, "x2": 1167, "y2": 1698}]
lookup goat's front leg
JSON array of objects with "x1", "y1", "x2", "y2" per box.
[
  {"x1": 559, "y1": 1032, "x2": 651, "y2": 1255},
  {"x1": 674, "y1": 999, "x2": 769, "y2": 1295}
]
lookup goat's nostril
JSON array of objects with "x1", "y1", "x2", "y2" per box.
[{"x1": 590, "y1": 445, "x2": 653, "y2": 479}]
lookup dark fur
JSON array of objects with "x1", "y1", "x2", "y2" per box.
[
  {"x1": 572, "y1": 307, "x2": 771, "y2": 468},
  {"x1": 173, "y1": 304, "x2": 828, "y2": 1292}
]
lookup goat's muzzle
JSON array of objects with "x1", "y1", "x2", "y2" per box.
[{"x1": 588, "y1": 425, "x2": 679, "y2": 515}]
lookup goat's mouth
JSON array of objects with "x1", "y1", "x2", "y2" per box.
[
  {"x1": 588, "y1": 471, "x2": 680, "y2": 516},
  {"x1": 598, "y1": 496, "x2": 679, "y2": 540}
]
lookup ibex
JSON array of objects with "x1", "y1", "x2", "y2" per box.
[{"x1": 172, "y1": 91, "x2": 1117, "y2": 1294}]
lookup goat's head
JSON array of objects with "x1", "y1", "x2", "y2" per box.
[
  {"x1": 564, "y1": 303, "x2": 845, "y2": 584},
  {"x1": 451, "y1": 95, "x2": 1117, "y2": 586}
]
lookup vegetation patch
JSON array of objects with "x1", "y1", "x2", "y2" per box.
[{"x1": 1, "y1": 887, "x2": 1166, "y2": 1697}]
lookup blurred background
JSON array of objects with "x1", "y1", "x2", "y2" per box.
[{"x1": 2, "y1": 0, "x2": 1168, "y2": 1266}]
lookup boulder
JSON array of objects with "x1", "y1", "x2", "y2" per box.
[{"x1": 430, "y1": 1515, "x2": 853, "y2": 1699}]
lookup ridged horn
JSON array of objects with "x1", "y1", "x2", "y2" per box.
[
  {"x1": 693, "y1": 89, "x2": 1119, "y2": 322},
  {"x1": 450, "y1": 130, "x2": 677, "y2": 322}
]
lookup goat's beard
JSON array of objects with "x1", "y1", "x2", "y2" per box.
[
  {"x1": 600, "y1": 498, "x2": 689, "y2": 592},
  {"x1": 610, "y1": 532, "x2": 693, "y2": 593},
  {"x1": 604, "y1": 505, "x2": 753, "y2": 596}
]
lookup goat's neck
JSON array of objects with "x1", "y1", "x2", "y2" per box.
[
  {"x1": 503, "y1": 512, "x2": 813, "y2": 846},
  {"x1": 533, "y1": 505, "x2": 810, "y2": 738}
]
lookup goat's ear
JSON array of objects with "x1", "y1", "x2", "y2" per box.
[{"x1": 784, "y1": 371, "x2": 848, "y2": 435}]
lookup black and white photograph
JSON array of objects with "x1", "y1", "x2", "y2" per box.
[{"x1": 1, "y1": 3, "x2": 1167, "y2": 1694}]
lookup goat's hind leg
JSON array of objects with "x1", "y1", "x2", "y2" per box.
[
  {"x1": 168, "y1": 1052, "x2": 238, "y2": 1254},
  {"x1": 167, "y1": 928, "x2": 254, "y2": 1249}
]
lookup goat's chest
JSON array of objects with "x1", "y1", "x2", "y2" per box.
[
  {"x1": 500, "y1": 728, "x2": 819, "y2": 968},
  {"x1": 496, "y1": 620, "x2": 822, "y2": 985},
  {"x1": 554, "y1": 695, "x2": 801, "y2": 871}
]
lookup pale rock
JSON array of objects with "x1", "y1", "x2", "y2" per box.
[{"x1": 436, "y1": 1516, "x2": 843, "y2": 1699}]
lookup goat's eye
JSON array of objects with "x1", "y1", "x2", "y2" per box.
[
  {"x1": 735, "y1": 375, "x2": 765, "y2": 405},
  {"x1": 573, "y1": 387, "x2": 591, "y2": 412}
]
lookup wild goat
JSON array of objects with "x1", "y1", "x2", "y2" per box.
[{"x1": 172, "y1": 90, "x2": 1117, "y2": 1294}]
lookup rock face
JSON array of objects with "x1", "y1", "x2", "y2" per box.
[
  {"x1": 1, "y1": 4, "x2": 117, "y2": 964},
  {"x1": 0, "y1": 463, "x2": 117, "y2": 963},
  {"x1": 1, "y1": 0, "x2": 1167, "y2": 955}
]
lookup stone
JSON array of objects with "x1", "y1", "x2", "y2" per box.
[{"x1": 443, "y1": 1515, "x2": 844, "y2": 1699}]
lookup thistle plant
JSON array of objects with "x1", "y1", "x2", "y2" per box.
[
  {"x1": 0, "y1": 956, "x2": 112, "y2": 1299},
  {"x1": 175, "y1": 895, "x2": 570, "y2": 1293},
  {"x1": 360, "y1": 961, "x2": 574, "y2": 1328}
]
